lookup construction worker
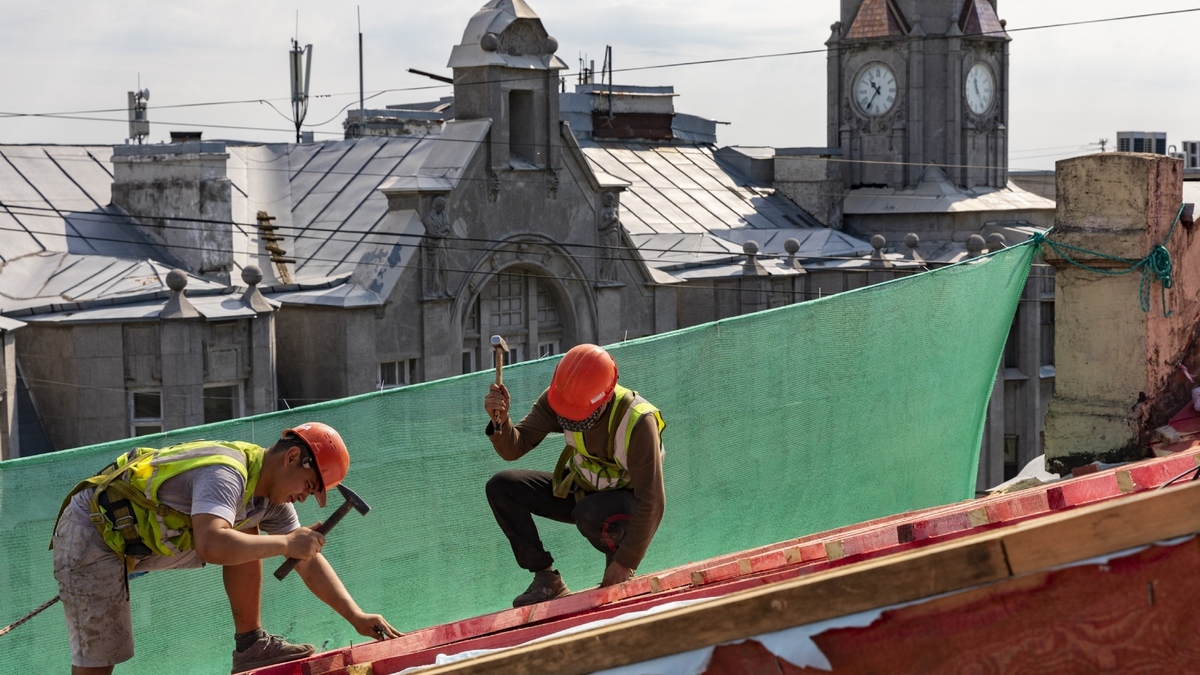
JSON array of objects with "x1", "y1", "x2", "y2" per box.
[
  {"x1": 50, "y1": 422, "x2": 400, "y2": 675},
  {"x1": 484, "y1": 343, "x2": 666, "y2": 607}
]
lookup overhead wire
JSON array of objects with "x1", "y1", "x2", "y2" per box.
[{"x1": 1, "y1": 7, "x2": 1196, "y2": 139}]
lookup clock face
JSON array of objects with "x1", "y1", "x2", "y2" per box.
[
  {"x1": 854, "y1": 63, "x2": 897, "y2": 117},
  {"x1": 965, "y1": 62, "x2": 995, "y2": 115}
]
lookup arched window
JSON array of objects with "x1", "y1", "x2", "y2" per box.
[{"x1": 462, "y1": 269, "x2": 565, "y2": 373}]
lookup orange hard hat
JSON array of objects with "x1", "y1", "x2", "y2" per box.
[
  {"x1": 547, "y1": 344, "x2": 618, "y2": 421},
  {"x1": 283, "y1": 422, "x2": 349, "y2": 508}
]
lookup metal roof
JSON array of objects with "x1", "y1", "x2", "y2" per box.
[
  {"x1": 0, "y1": 145, "x2": 169, "y2": 264},
  {"x1": 577, "y1": 141, "x2": 873, "y2": 280},
  {"x1": 843, "y1": 165, "x2": 1055, "y2": 215},
  {"x1": 0, "y1": 251, "x2": 227, "y2": 317}
]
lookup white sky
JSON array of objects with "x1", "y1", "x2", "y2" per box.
[{"x1": 2, "y1": 1, "x2": 1197, "y2": 170}]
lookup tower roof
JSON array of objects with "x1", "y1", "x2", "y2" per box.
[
  {"x1": 845, "y1": 0, "x2": 909, "y2": 39},
  {"x1": 447, "y1": 0, "x2": 567, "y2": 71},
  {"x1": 959, "y1": 0, "x2": 1008, "y2": 38}
]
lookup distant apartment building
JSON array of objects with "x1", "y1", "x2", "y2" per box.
[{"x1": 1117, "y1": 132, "x2": 1167, "y2": 155}]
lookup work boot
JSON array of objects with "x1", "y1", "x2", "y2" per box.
[
  {"x1": 512, "y1": 568, "x2": 569, "y2": 607},
  {"x1": 231, "y1": 632, "x2": 315, "y2": 673}
]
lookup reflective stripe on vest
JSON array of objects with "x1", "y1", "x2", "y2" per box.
[
  {"x1": 52, "y1": 441, "x2": 265, "y2": 560},
  {"x1": 552, "y1": 385, "x2": 665, "y2": 497}
]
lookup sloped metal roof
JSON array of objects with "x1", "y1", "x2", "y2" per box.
[
  {"x1": 577, "y1": 141, "x2": 873, "y2": 280},
  {"x1": 0, "y1": 145, "x2": 169, "y2": 264},
  {"x1": 0, "y1": 251, "x2": 227, "y2": 317},
  {"x1": 843, "y1": 165, "x2": 1055, "y2": 215},
  {"x1": 226, "y1": 136, "x2": 435, "y2": 307}
]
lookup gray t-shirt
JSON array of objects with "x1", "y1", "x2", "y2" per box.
[{"x1": 66, "y1": 458, "x2": 300, "y2": 571}]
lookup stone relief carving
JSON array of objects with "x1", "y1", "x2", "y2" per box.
[
  {"x1": 501, "y1": 22, "x2": 544, "y2": 57},
  {"x1": 597, "y1": 191, "x2": 622, "y2": 283},
  {"x1": 421, "y1": 195, "x2": 453, "y2": 298}
]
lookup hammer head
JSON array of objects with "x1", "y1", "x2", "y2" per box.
[
  {"x1": 490, "y1": 334, "x2": 509, "y2": 353},
  {"x1": 335, "y1": 483, "x2": 371, "y2": 515}
]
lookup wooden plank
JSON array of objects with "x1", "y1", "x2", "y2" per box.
[
  {"x1": 403, "y1": 483, "x2": 1200, "y2": 675},
  {"x1": 406, "y1": 538, "x2": 1011, "y2": 675},
  {"x1": 1002, "y1": 480, "x2": 1200, "y2": 575}
]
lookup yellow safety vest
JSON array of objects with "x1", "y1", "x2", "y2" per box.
[
  {"x1": 51, "y1": 441, "x2": 264, "y2": 568},
  {"x1": 551, "y1": 385, "x2": 665, "y2": 499}
]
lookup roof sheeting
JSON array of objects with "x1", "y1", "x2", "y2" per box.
[
  {"x1": 578, "y1": 141, "x2": 872, "y2": 276},
  {"x1": 0, "y1": 145, "x2": 167, "y2": 264},
  {"x1": 0, "y1": 251, "x2": 226, "y2": 317}
]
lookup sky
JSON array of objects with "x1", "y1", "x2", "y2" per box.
[{"x1": 1, "y1": 0, "x2": 1197, "y2": 170}]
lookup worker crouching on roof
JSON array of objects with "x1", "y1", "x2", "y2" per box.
[
  {"x1": 484, "y1": 343, "x2": 666, "y2": 607},
  {"x1": 50, "y1": 422, "x2": 400, "y2": 675}
]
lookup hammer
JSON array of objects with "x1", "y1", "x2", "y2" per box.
[
  {"x1": 490, "y1": 335, "x2": 509, "y2": 425},
  {"x1": 274, "y1": 483, "x2": 370, "y2": 581}
]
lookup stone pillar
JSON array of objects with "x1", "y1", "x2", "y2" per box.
[
  {"x1": 241, "y1": 266, "x2": 277, "y2": 416},
  {"x1": 1043, "y1": 153, "x2": 1194, "y2": 473},
  {"x1": 422, "y1": 297, "x2": 457, "y2": 381},
  {"x1": 160, "y1": 270, "x2": 205, "y2": 431},
  {"x1": 0, "y1": 320, "x2": 21, "y2": 459},
  {"x1": 595, "y1": 286, "x2": 623, "y2": 346}
]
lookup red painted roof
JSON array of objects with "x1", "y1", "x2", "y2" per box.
[{"x1": 959, "y1": 0, "x2": 1007, "y2": 38}]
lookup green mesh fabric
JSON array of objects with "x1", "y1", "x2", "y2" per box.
[{"x1": 0, "y1": 242, "x2": 1035, "y2": 673}]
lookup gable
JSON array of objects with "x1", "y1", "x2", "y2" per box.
[
  {"x1": 846, "y1": 0, "x2": 910, "y2": 39},
  {"x1": 959, "y1": 0, "x2": 1007, "y2": 38}
]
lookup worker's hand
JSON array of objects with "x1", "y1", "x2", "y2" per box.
[
  {"x1": 350, "y1": 611, "x2": 402, "y2": 640},
  {"x1": 600, "y1": 560, "x2": 634, "y2": 587},
  {"x1": 485, "y1": 383, "x2": 511, "y2": 426},
  {"x1": 283, "y1": 525, "x2": 325, "y2": 561}
]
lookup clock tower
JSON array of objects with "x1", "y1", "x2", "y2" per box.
[{"x1": 828, "y1": 0, "x2": 1009, "y2": 190}]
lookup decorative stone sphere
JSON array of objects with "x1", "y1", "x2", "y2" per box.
[
  {"x1": 544, "y1": 36, "x2": 559, "y2": 54},
  {"x1": 743, "y1": 240, "x2": 759, "y2": 256},
  {"x1": 784, "y1": 238, "x2": 800, "y2": 255},
  {"x1": 987, "y1": 232, "x2": 1008, "y2": 250},
  {"x1": 966, "y1": 234, "x2": 987, "y2": 253},
  {"x1": 904, "y1": 233, "x2": 920, "y2": 249},
  {"x1": 480, "y1": 33, "x2": 499, "y2": 52},
  {"x1": 870, "y1": 234, "x2": 887, "y2": 250},
  {"x1": 241, "y1": 265, "x2": 263, "y2": 287},
  {"x1": 166, "y1": 269, "x2": 188, "y2": 292}
]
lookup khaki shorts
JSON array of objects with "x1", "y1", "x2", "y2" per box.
[{"x1": 52, "y1": 508, "x2": 133, "y2": 668}]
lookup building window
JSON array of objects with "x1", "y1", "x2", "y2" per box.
[
  {"x1": 203, "y1": 384, "x2": 243, "y2": 424},
  {"x1": 129, "y1": 390, "x2": 162, "y2": 437},
  {"x1": 378, "y1": 359, "x2": 418, "y2": 389},
  {"x1": 509, "y1": 89, "x2": 536, "y2": 166},
  {"x1": 465, "y1": 268, "x2": 567, "y2": 373},
  {"x1": 1040, "y1": 301, "x2": 1055, "y2": 367},
  {"x1": 1004, "y1": 434, "x2": 1019, "y2": 481}
]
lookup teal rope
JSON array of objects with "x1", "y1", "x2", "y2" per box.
[{"x1": 1037, "y1": 204, "x2": 1185, "y2": 317}]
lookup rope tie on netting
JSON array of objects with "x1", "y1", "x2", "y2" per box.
[{"x1": 1034, "y1": 204, "x2": 1186, "y2": 317}]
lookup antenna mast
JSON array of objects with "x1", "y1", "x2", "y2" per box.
[
  {"x1": 358, "y1": 7, "x2": 365, "y2": 128},
  {"x1": 289, "y1": 37, "x2": 313, "y2": 143},
  {"x1": 127, "y1": 87, "x2": 150, "y2": 145}
]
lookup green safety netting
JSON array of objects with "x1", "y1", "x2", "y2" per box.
[{"x1": 0, "y1": 242, "x2": 1035, "y2": 673}]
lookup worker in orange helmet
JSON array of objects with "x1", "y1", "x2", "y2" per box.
[
  {"x1": 484, "y1": 343, "x2": 666, "y2": 607},
  {"x1": 50, "y1": 422, "x2": 400, "y2": 674}
]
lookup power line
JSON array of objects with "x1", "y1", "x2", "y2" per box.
[
  {"x1": 0, "y1": 137, "x2": 1085, "y2": 187},
  {"x1": 1, "y1": 7, "x2": 1195, "y2": 140}
]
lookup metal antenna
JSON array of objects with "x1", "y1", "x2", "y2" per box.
[
  {"x1": 358, "y1": 6, "x2": 365, "y2": 132},
  {"x1": 289, "y1": 37, "x2": 313, "y2": 143}
]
